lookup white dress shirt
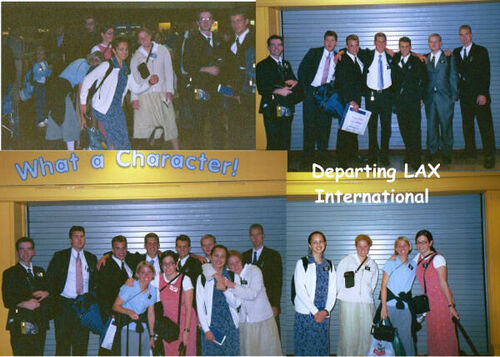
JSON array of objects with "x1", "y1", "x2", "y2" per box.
[
  {"x1": 145, "y1": 254, "x2": 161, "y2": 277},
  {"x1": 399, "y1": 54, "x2": 411, "y2": 68},
  {"x1": 462, "y1": 43, "x2": 472, "y2": 59},
  {"x1": 413, "y1": 253, "x2": 446, "y2": 268},
  {"x1": 367, "y1": 50, "x2": 392, "y2": 90},
  {"x1": 336, "y1": 253, "x2": 379, "y2": 304},
  {"x1": 61, "y1": 248, "x2": 90, "y2": 298},
  {"x1": 231, "y1": 28, "x2": 250, "y2": 55},
  {"x1": 430, "y1": 50, "x2": 442, "y2": 68},
  {"x1": 227, "y1": 264, "x2": 274, "y2": 323},
  {"x1": 200, "y1": 31, "x2": 213, "y2": 47},
  {"x1": 311, "y1": 48, "x2": 336, "y2": 87},
  {"x1": 112, "y1": 255, "x2": 133, "y2": 278},
  {"x1": 251, "y1": 246, "x2": 264, "y2": 263},
  {"x1": 347, "y1": 51, "x2": 364, "y2": 72},
  {"x1": 179, "y1": 255, "x2": 189, "y2": 268}
]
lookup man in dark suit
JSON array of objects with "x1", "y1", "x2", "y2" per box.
[
  {"x1": 2, "y1": 237, "x2": 50, "y2": 356},
  {"x1": 224, "y1": 9, "x2": 256, "y2": 149},
  {"x1": 298, "y1": 30, "x2": 338, "y2": 167},
  {"x1": 357, "y1": 33, "x2": 394, "y2": 166},
  {"x1": 453, "y1": 24, "x2": 496, "y2": 169},
  {"x1": 96, "y1": 235, "x2": 137, "y2": 355},
  {"x1": 334, "y1": 34, "x2": 365, "y2": 168},
  {"x1": 46, "y1": 226, "x2": 97, "y2": 356},
  {"x1": 424, "y1": 33, "x2": 458, "y2": 165},
  {"x1": 176, "y1": 235, "x2": 202, "y2": 288},
  {"x1": 183, "y1": 9, "x2": 226, "y2": 149},
  {"x1": 391, "y1": 36, "x2": 428, "y2": 170},
  {"x1": 46, "y1": 24, "x2": 69, "y2": 76},
  {"x1": 242, "y1": 224, "x2": 283, "y2": 328},
  {"x1": 257, "y1": 34, "x2": 299, "y2": 150}
]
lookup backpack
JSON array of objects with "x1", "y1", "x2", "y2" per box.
[
  {"x1": 291, "y1": 256, "x2": 333, "y2": 305},
  {"x1": 86, "y1": 59, "x2": 114, "y2": 102}
]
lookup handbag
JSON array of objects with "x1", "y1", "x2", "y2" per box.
[
  {"x1": 154, "y1": 274, "x2": 184, "y2": 343},
  {"x1": 71, "y1": 292, "x2": 106, "y2": 335},
  {"x1": 344, "y1": 256, "x2": 368, "y2": 288},
  {"x1": 368, "y1": 337, "x2": 395, "y2": 356},
  {"x1": 313, "y1": 83, "x2": 344, "y2": 118},
  {"x1": 11, "y1": 307, "x2": 39, "y2": 335},
  {"x1": 411, "y1": 253, "x2": 437, "y2": 314},
  {"x1": 137, "y1": 47, "x2": 152, "y2": 79},
  {"x1": 371, "y1": 318, "x2": 396, "y2": 342}
]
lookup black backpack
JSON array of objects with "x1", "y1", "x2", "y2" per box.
[{"x1": 291, "y1": 256, "x2": 333, "y2": 305}]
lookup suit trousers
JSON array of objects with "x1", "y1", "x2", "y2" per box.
[
  {"x1": 264, "y1": 116, "x2": 292, "y2": 150},
  {"x1": 228, "y1": 93, "x2": 255, "y2": 149},
  {"x1": 366, "y1": 89, "x2": 392, "y2": 160},
  {"x1": 303, "y1": 86, "x2": 333, "y2": 161},
  {"x1": 460, "y1": 99, "x2": 495, "y2": 156},
  {"x1": 425, "y1": 97, "x2": 454, "y2": 156},
  {"x1": 10, "y1": 329, "x2": 46, "y2": 356},
  {"x1": 54, "y1": 297, "x2": 90, "y2": 356},
  {"x1": 192, "y1": 96, "x2": 224, "y2": 149},
  {"x1": 396, "y1": 101, "x2": 422, "y2": 167}
]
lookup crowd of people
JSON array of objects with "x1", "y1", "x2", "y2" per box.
[
  {"x1": 2, "y1": 8, "x2": 256, "y2": 150},
  {"x1": 2, "y1": 224, "x2": 283, "y2": 356},
  {"x1": 257, "y1": 25, "x2": 496, "y2": 170},
  {"x1": 293, "y1": 230, "x2": 459, "y2": 356}
]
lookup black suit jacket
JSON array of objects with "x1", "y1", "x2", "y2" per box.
[
  {"x1": 242, "y1": 246, "x2": 283, "y2": 312},
  {"x1": 223, "y1": 30, "x2": 255, "y2": 94},
  {"x1": 256, "y1": 56, "x2": 299, "y2": 116},
  {"x1": 2, "y1": 263, "x2": 50, "y2": 330},
  {"x1": 96, "y1": 258, "x2": 131, "y2": 317},
  {"x1": 183, "y1": 31, "x2": 225, "y2": 92},
  {"x1": 391, "y1": 53, "x2": 427, "y2": 108},
  {"x1": 298, "y1": 47, "x2": 326, "y2": 87},
  {"x1": 453, "y1": 43, "x2": 491, "y2": 101},
  {"x1": 46, "y1": 248, "x2": 97, "y2": 313},
  {"x1": 334, "y1": 52, "x2": 364, "y2": 106},
  {"x1": 178, "y1": 255, "x2": 202, "y2": 288}
]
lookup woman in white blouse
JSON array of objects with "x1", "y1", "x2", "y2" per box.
[
  {"x1": 336, "y1": 234, "x2": 379, "y2": 356},
  {"x1": 224, "y1": 250, "x2": 282, "y2": 356}
]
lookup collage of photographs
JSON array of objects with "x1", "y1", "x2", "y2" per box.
[{"x1": 0, "y1": 0, "x2": 499, "y2": 356}]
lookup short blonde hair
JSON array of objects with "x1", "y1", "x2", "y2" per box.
[
  {"x1": 394, "y1": 236, "x2": 412, "y2": 255},
  {"x1": 355, "y1": 234, "x2": 372, "y2": 247},
  {"x1": 135, "y1": 260, "x2": 155, "y2": 277}
]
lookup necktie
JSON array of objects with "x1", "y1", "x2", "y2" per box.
[
  {"x1": 378, "y1": 54, "x2": 384, "y2": 90},
  {"x1": 121, "y1": 261, "x2": 125, "y2": 271},
  {"x1": 278, "y1": 60, "x2": 284, "y2": 70},
  {"x1": 150, "y1": 259, "x2": 155, "y2": 265},
  {"x1": 27, "y1": 268, "x2": 35, "y2": 279},
  {"x1": 463, "y1": 48, "x2": 467, "y2": 60},
  {"x1": 207, "y1": 36, "x2": 212, "y2": 47},
  {"x1": 236, "y1": 37, "x2": 241, "y2": 53},
  {"x1": 400, "y1": 58, "x2": 405, "y2": 67},
  {"x1": 321, "y1": 52, "x2": 332, "y2": 85},
  {"x1": 252, "y1": 251, "x2": 257, "y2": 264},
  {"x1": 76, "y1": 252, "x2": 83, "y2": 295},
  {"x1": 354, "y1": 56, "x2": 361, "y2": 73},
  {"x1": 431, "y1": 55, "x2": 436, "y2": 68}
]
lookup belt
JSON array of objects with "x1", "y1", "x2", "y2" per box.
[{"x1": 369, "y1": 88, "x2": 391, "y2": 94}]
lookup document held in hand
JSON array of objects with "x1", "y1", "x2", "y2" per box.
[{"x1": 339, "y1": 105, "x2": 371, "y2": 135}]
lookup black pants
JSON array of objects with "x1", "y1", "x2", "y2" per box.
[
  {"x1": 366, "y1": 89, "x2": 393, "y2": 160},
  {"x1": 303, "y1": 86, "x2": 333, "y2": 161},
  {"x1": 54, "y1": 297, "x2": 90, "y2": 356},
  {"x1": 10, "y1": 329, "x2": 46, "y2": 356},
  {"x1": 460, "y1": 98, "x2": 496, "y2": 156},
  {"x1": 396, "y1": 101, "x2": 422, "y2": 167},
  {"x1": 191, "y1": 95, "x2": 224, "y2": 149},
  {"x1": 264, "y1": 116, "x2": 292, "y2": 150},
  {"x1": 227, "y1": 93, "x2": 255, "y2": 149}
]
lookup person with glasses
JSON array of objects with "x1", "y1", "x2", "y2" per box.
[{"x1": 413, "y1": 230, "x2": 459, "y2": 356}]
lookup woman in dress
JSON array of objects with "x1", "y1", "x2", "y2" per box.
[
  {"x1": 380, "y1": 237, "x2": 416, "y2": 356},
  {"x1": 90, "y1": 24, "x2": 114, "y2": 60},
  {"x1": 196, "y1": 245, "x2": 240, "y2": 356},
  {"x1": 224, "y1": 250, "x2": 282, "y2": 356},
  {"x1": 293, "y1": 231, "x2": 336, "y2": 356},
  {"x1": 80, "y1": 37, "x2": 157, "y2": 149},
  {"x1": 336, "y1": 234, "x2": 379, "y2": 356},
  {"x1": 112, "y1": 261, "x2": 157, "y2": 356},
  {"x1": 414, "y1": 229, "x2": 459, "y2": 356},
  {"x1": 156, "y1": 250, "x2": 197, "y2": 355}
]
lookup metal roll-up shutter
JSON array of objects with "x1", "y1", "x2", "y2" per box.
[
  {"x1": 285, "y1": 194, "x2": 487, "y2": 355},
  {"x1": 282, "y1": 3, "x2": 500, "y2": 152},
  {"x1": 27, "y1": 197, "x2": 286, "y2": 356}
]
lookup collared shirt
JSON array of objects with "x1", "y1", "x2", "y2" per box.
[
  {"x1": 430, "y1": 50, "x2": 442, "y2": 68},
  {"x1": 252, "y1": 246, "x2": 264, "y2": 263},
  {"x1": 399, "y1": 54, "x2": 411, "y2": 68},
  {"x1": 19, "y1": 262, "x2": 34, "y2": 273},
  {"x1": 200, "y1": 31, "x2": 213, "y2": 47},
  {"x1": 270, "y1": 55, "x2": 283, "y2": 65},
  {"x1": 413, "y1": 253, "x2": 446, "y2": 269},
  {"x1": 383, "y1": 256, "x2": 416, "y2": 307},
  {"x1": 59, "y1": 58, "x2": 90, "y2": 88},
  {"x1": 347, "y1": 51, "x2": 364, "y2": 72},
  {"x1": 179, "y1": 255, "x2": 189, "y2": 268},
  {"x1": 231, "y1": 28, "x2": 250, "y2": 55},
  {"x1": 311, "y1": 48, "x2": 336, "y2": 87},
  {"x1": 367, "y1": 50, "x2": 392, "y2": 90},
  {"x1": 119, "y1": 280, "x2": 157, "y2": 330},
  {"x1": 112, "y1": 255, "x2": 133, "y2": 278},
  {"x1": 61, "y1": 248, "x2": 90, "y2": 298},
  {"x1": 336, "y1": 253, "x2": 379, "y2": 304},
  {"x1": 461, "y1": 43, "x2": 472, "y2": 59},
  {"x1": 146, "y1": 254, "x2": 161, "y2": 277}
]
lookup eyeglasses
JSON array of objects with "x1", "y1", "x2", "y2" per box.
[
  {"x1": 200, "y1": 17, "x2": 212, "y2": 22},
  {"x1": 162, "y1": 261, "x2": 176, "y2": 266},
  {"x1": 416, "y1": 241, "x2": 429, "y2": 245}
]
